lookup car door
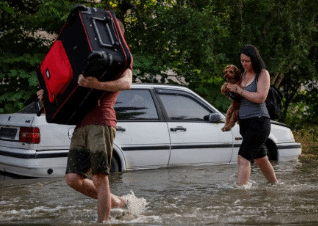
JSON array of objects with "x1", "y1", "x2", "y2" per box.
[
  {"x1": 114, "y1": 88, "x2": 171, "y2": 170},
  {"x1": 156, "y1": 88, "x2": 234, "y2": 166}
]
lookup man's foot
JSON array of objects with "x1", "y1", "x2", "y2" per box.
[{"x1": 111, "y1": 195, "x2": 128, "y2": 209}]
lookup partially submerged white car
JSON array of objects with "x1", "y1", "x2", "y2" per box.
[{"x1": 0, "y1": 84, "x2": 302, "y2": 177}]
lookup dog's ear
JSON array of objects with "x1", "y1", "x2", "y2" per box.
[
  {"x1": 234, "y1": 67, "x2": 241, "y2": 77},
  {"x1": 222, "y1": 69, "x2": 228, "y2": 80},
  {"x1": 223, "y1": 73, "x2": 229, "y2": 81},
  {"x1": 222, "y1": 68, "x2": 227, "y2": 76}
]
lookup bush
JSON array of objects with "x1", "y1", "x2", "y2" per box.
[{"x1": 293, "y1": 125, "x2": 318, "y2": 161}]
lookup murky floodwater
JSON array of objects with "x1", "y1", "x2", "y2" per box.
[{"x1": 1, "y1": 159, "x2": 318, "y2": 225}]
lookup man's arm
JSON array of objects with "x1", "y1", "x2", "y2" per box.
[{"x1": 78, "y1": 68, "x2": 132, "y2": 92}]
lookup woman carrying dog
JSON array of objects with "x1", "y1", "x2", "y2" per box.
[{"x1": 227, "y1": 44, "x2": 278, "y2": 186}]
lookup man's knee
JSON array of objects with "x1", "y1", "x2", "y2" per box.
[
  {"x1": 92, "y1": 173, "x2": 109, "y2": 189},
  {"x1": 65, "y1": 173, "x2": 82, "y2": 188}
]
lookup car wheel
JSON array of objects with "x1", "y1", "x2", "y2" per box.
[{"x1": 110, "y1": 156, "x2": 120, "y2": 173}]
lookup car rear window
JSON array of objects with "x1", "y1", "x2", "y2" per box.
[{"x1": 18, "y1": 102, "x2": 37, "y2": 114}]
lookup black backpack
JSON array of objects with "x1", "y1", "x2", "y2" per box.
[
  {"x1": 256, "y1": 73, "x2": 283, "y2": 120},
  {"x1": 266, "y1": 85, "x2": 283, "y2": 119}
]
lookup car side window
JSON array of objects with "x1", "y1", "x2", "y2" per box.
[
  {"x1": 158, "y1": 93, "x2": 210, "y2": 121},
  {"x1": 115, "y1": 90, "x2": 159, "y2": 120}
]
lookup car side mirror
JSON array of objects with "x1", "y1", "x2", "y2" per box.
[{"x1": 204, "y1": 113, "x2": 225, "y2": 123}]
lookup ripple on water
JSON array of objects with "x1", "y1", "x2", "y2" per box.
[{"x1": 1, "y1": 161, "x2": 318, "y2": 225}]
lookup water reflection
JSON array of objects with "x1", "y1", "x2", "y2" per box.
[{"x1": 1, "y1": 160, "x2": 318, "y2": 225}]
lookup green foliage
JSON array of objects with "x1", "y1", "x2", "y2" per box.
[
  {"x1": 0, "y1": 0, "x2": 317, "y2": 129},
  {"x1": 128, "y1": 2, "x2": 229, "y2": 84},
  {"x1": 0, "y1": 49, "x2": 45, "y2": 113},
  {"x1": 293, "y1": 125, "x2": 318, "y2": 161},
  {"x1": 219, "y1": 0, "x2": 318, "y2": 126},
  {"x1": 285, "y1": 84, "x2": 318, "y2": 129},
  {"x1": 0, "y1": 0, "x2": 83, "y2": 113}
]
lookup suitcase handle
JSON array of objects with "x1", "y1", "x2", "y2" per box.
[
  {"x1": 68, "y1": 5, "x2": 120, "y2": 48},
  {"x1": 67, "y1": 5, "x2": 88, "y2": 25},
  {"x1": 92, "y1": 16, "x2": 120, "y2": 48}
]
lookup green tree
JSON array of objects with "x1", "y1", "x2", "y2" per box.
[
  {"x1": 225, "y1": 0, "x2": 318, "y2": 124},
  {"x1": 0, "y1": 0, "x2": 133, "y2": 113},
  {"x1": 1, "y1": 0, "x2": 317, "y2": 129},
  {"x1": 125, "y1": 0, "x2": 233, "y2": 111},
  {"x1": 0, "y1": 1, "x2": 42, "y2": 113},
  {"x1": 0, "y1": 0, "x2": 79, "y2": 113}
]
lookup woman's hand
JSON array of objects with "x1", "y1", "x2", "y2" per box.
[{"x1": 227, "y1": 84, "x2": 242, "y2": 94}]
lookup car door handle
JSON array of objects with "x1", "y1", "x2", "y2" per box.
[
  {"x1": 117, "y1": 126, "x2": 126, "y2": 132},
  {"x1": 170, "y1": 126, "x2": 187, "y2": 132},
  {"x1": 68, "y1": 128, "x2": 74, "y2": 139}
]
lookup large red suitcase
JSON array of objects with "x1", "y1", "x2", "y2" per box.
[{"x1": 36, "y1": 5, "x2": 132, "y2": 125}]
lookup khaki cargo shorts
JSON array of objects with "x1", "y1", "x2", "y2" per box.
[{"x1": 65, "y1": 125, "x2": 116, "y2": 176}]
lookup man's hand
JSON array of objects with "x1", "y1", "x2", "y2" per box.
[
  {"x1": 78, "y1": 68, "x2": 132, "y2": 92},
  {"x1": 78, "y1": 74, "x2": 100, "y2": 89}
]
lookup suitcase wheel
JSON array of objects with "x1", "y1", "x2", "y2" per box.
[
  {"x1": 82, "y1": 51, "x2": 109, "y2": 76},
  {"x1": 87, "y1": 51, "x2": 106, "y2": 62}
]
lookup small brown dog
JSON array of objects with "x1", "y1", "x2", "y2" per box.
[{"x1": 221, "y1": 64, "x2": 241, "y2": 131}]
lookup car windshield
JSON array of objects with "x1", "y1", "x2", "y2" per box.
[{"x1": 17, "y1": 102, "x2": 37, "y2": 114}]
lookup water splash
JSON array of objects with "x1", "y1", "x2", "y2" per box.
[
  {"x1": 110, "y1": 190, "x2": 150, "y2": 223},
  {"x1": 234, "y1": 181, "x2": 253, "y2": 190},
  {"x1": 122, "y1": 190, "x2": 148, "y2": 215}
]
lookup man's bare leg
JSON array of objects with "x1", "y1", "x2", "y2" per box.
[
  {"x1": 92, "y1": 173, "x2": 111, "y2": 223},
  {"x1": 65, "y1": 173, "x2": 127, "y2": 208}
]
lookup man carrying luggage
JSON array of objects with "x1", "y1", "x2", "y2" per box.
[
  {"x1": 66, "y1": 67, "x2": 132, "y2": 223},
  {"x1": 37, "y1": 19, "x2": 133, "y2": 223}
]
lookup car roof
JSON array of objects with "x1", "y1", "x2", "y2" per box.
[
  {"x1": 129, "y1": 83, "x2": 214, "y2": 110},
  {"x1": 130, "y1": 83, "x2": 190, "y2": 91}
]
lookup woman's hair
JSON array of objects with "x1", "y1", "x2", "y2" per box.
[{"x1": 240, "y1": 44, "x2": 266, "y2": 74}]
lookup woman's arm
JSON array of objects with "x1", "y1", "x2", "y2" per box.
[
  {"x1": 227, "y1": 69, "x2": 270, "y2": 104},
  {"x1": 78, "y1": 68, "x2": 133, "y2": 92}
]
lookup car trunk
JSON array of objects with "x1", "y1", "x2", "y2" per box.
[{"x1": 0, "y1": 113, "x2": 37, "y2": 149}]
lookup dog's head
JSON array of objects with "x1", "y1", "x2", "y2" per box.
[{"x1": 223, "y1": 64, "x2": 241, "y2": 84}]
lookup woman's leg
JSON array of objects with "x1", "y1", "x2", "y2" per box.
[
  {"x1": 237, "y1": 155, "x2": 251, "y2": 186},
  {"x1": 254, "y1": 157, "x2": 278, "y2": 184}
]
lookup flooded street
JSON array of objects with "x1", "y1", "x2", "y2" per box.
[{"x1": 1, "y1": 159, "x2": 318, "y2": 225}]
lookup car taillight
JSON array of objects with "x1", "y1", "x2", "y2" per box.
[{"x1": 19, "y1": 127, "x2": 40, "y2": 144}]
